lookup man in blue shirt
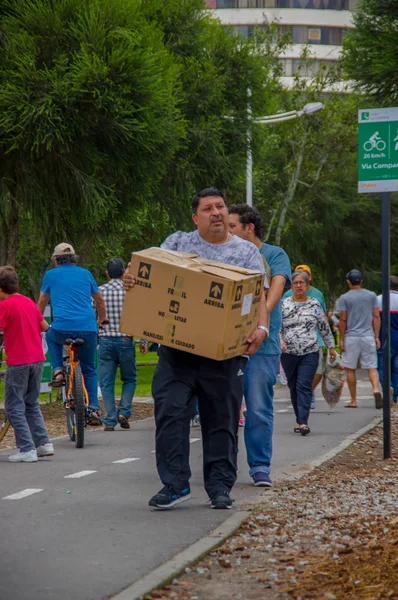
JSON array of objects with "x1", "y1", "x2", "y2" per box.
[
  {"x1": 228, "y1": 205, "x2": 291, "y2": 487},
  {"x1": 377, "y1": 276, "x2": 398, "y2": 404},
  {"x1": 38, "y1": 243, "x2": 107, "y2": 424}
]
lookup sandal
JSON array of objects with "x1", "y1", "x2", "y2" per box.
[
  {"x1": 49, "y1": 369, "x2": 65, "y2": 388},
  {"x1": 294, "y1": 426, "x2": 301, "y2": 433},
  {"x1": 300, "y1": 425, "x2": 311, "y2": 436}
]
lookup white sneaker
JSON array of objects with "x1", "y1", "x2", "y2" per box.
[
  {"x1": 36, "y1": 443, "x2": 54, "y2": 457},
  {"x1": 8, "y1": 449, "x2": 38, "y2": 463}
]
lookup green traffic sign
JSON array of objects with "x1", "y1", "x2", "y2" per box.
[{"x1": 358, "y1": 108, "x2": 398, "y2": 193}]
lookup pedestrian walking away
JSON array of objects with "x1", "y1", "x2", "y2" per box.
[
  {"x1": 281, "y1": 271, "x2": 336, "y2": 436},
  {"x1": 124, "y1": 187, "x2": 270, "y2": 510},
  {"x1": 37, "y1": 243, "x2": 108, "y2": 425},
  {"x1": 228, "y1": 204, "x2": 291, "y2": 488},
  {"x1": 337, "y1": 269, "x2": 381, "y2": 409},
  {"x1": 377, "y1": 275, "x2": 398, "y2": 405},
  {"x1": 0, "y1": 266, "x2": 54, "y2": 463},
  {"x1": 284, "y1": 264, "x2": 327, "y2": 410},
  {"x1": 98, "y1": 258, "x2": 148, "y2": 431}
]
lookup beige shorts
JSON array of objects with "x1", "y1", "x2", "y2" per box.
[
  {"x1": 316, "y1": 348, "x2": 324, "y2": 375},
  {"x1": 342, "y1": 336, "x2": 377, "y2": 370}
]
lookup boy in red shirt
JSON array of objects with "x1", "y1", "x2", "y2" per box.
[{"x1": 0, "y1": 266, "x2": 54, "y2": 462}]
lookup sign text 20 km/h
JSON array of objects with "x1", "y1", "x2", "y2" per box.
[{"x1": 358, "y1": 108, "x2": 398, "y2": 193}]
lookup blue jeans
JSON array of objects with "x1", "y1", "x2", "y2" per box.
[
  {"x1": 377, "y1": 346, "x2": 398, "y2": 401},
  {"x1": 46, "y1": 328, "x2": 99, "y2": 410},
  {"x1": 5, "y1": 362, "x2": 50, "y2": 452},
  {"x1": 98, "y1": 337, "x2": 137, "y2": 427},
  {"x1": 281, "y1": 352, "x2": 319, "y2": 426},
  {"x1": 244, "y1": 353, "x2": 279, "y2": 477}
]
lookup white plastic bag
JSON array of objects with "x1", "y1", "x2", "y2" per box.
[
  {"x1": 42, "y1": 332, "x2": 48, "y2": 355},
  {"x1": 322, "y1": 352, "x2": 345, "y2": 408}
]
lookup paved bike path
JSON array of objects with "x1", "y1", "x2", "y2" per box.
[{"x1": 0, "y1": 379, "x2": 381, "y2": 600}]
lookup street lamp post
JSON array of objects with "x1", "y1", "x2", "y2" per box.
[{"x1": 246, "y1": 102, "x2": 325, "y2": 206}]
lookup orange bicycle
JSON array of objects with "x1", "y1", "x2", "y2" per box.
[{"x1": 61, "y1": 338, "x2": 92, "y2": 449}]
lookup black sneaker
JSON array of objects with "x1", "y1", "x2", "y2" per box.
[
  {"x1": 210, "y1": 490, "x2": 232, "y2": 510},
  {"x1": 148, "y1": 485, "x2": 191, "y2": 509}
]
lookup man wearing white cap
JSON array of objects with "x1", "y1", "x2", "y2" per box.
[{"x1": 38, "y1": 243, "x2": 107, "y2": 424}]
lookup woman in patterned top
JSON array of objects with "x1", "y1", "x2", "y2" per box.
[{"x1": 281, "y1": 271, "x2": 336, "y2": 435}]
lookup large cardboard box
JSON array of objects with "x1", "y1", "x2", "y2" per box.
[{"x1": 120, "y1": 248, "x2": 264, "y2": 361}]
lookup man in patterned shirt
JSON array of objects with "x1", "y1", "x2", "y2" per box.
[
  {"x1": 99, "y1": 258, "x2": 145, "y2": 431},
  {"x1": 125, "y1": 187, "x2": 269, "y2": 511}
]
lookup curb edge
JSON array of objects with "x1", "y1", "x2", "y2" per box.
[{"x1": 111, "y1": 415, "x2": 383, "y2": 600}]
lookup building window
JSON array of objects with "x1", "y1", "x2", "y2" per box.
[{"x1": 279, "y1": 58, "x2": 331, "y2": 76}]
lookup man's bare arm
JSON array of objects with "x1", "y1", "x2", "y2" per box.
[
  {"x1": 339, "y1": 310, "x2": 347, "y2": 351},
  {"x1": 92, "y1": 291, "x2": 107, "y2": 324},
  {"x1": 40, "y1": 319, "x2": 49, "y2": 332},
  {"x1": 266, "y1": 275, "x2": 287, "y2": 314},
  {"x1": 372, "y1": 307, "x2": 381, "y2": 349},
  {"x1": 245, "y1": 290, "x2": 269, "y2": 356},
  {"x1": 37, "y1": 292, "x2": 50, "y2": 315}
]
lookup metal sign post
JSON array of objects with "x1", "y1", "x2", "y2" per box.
[
  {"x1": 381, "y1": 192, "x2": 391, "y2": 459},
  {"x1": 358, "y1": 108, "x2": 398, "y2": 459}
]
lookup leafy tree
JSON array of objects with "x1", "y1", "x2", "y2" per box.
[
  {"x1": 342, "y1": 0, "x2": 398, "y2": 103},
  {"x1": 251, "y1": 55, "x2": 398, "y2": 303},
  {"x1": 0, "y1": 0, "x2": 183, "y2": 266},
  {"x1": 141, "y1": 2, "x2": 287, "y2": 231}
]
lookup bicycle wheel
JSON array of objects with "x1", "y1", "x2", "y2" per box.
[
  {"x1": 73, "y1": 364, "x2": 85, "y2": 449},
  {"x1": 62, "y1": 363, "x2": 75, "y2": 441},
  {"x1": 0, "y1": 415, "x2": 10, "y2": 442}
]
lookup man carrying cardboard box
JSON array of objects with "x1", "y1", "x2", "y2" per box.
[{"x1": 125, "y1": 187, "x2": 269, "y2": 510}]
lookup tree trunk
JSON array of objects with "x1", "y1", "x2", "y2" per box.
[
  {"x1": 0, "y1": 181, "x2": 21, "y2": 266},
  {"x1": 6, "y1": 192, "x2": 20, "y2": 266},
  {"x1": 79, "y1": 234, "x2": 96, "y2": 265},
  {"x1": 275, "y1": 126, "x2": 309, "y2": 246}
]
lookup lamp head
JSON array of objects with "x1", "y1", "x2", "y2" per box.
[{"x1": 302, "y1": 102, "x2": 325, "y2": 115}]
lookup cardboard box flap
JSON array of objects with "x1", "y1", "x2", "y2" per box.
[
  {"x1": 193, "y1": 258, "x2": 263, "y2": 276},
  {"x1": 195, "y1": 265, "x2": 253, "y2": 281},
  {"x1": 133, "y1": 248, "x2": 198, "y2": 266}
]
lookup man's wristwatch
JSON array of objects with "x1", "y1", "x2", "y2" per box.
[{"x1": 257, "y1": 325, "x2": 269, "y2": 337}]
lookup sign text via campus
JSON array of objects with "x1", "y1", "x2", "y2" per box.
[{"x1": 358, "y1": 107, "x2": 398, "y2": 193}]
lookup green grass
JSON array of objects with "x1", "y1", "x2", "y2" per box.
[{"x1": 0, "y1": 347, "x2": 158, "y2": 402}]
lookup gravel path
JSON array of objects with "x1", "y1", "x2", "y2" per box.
[{"x1": 146, "y1": 408, "x2": 398, "y2": 600}]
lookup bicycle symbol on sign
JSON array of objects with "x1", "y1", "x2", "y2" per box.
[{"x1": 363, "y1": 132, "x2": 386, "y2": 152}]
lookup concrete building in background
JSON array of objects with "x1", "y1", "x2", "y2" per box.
[{"x1": 207, "y1": 0, "x2": 357, "y2": 88}]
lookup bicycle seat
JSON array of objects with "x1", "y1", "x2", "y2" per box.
[{"x1": 64, "y1": 338, "x2": 85, "y2": 346}]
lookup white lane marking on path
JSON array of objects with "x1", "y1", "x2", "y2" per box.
[
  {"x1": 3, "y1": 488, "x2": 43, "y2": 500},
  {"x1": 64, "y1": 470, "x2": 97, "y2": 479},
  {"x1": 276, "y1": 409, "x2": 289, "y2": 413},
  {"x1": 112, "y1": 458, "x2": 140, "y2": 464}
]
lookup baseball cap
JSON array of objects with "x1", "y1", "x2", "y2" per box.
[
  {"x1": 346, "y1": 269, "x2": 362, "y2": 284},
  {"x1": 295, "y1": 264, "x2": 312, "y2": 277},
  {"x1": 52, "y1": 242, "x2": 75, "y2": 258}
]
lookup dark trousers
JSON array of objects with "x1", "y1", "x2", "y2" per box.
[
  {"x1": 281, "y1": 352, "x2": 319, "y2": 426},
  {"x1": 152, "y1": 346, "x2": 246, "y2": 498}
]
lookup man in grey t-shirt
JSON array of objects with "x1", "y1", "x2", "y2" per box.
[
  {"x1": 125, "y1": 187, "x2": 269, "y2": 511},
  {"x1": 337, "y1": 269, "x2": 381, "y2": 409}
]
